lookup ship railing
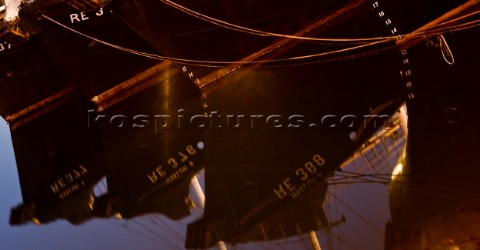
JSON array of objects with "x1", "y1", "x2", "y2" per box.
[{"x1": 327, "y1": 111, "x2": 407, "y2": 197}]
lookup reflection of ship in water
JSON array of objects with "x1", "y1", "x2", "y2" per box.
[
  {"x1": 0, "y1": 0, "x2": 160, "y2": 103},
  {"x1": 7, "y1": 69, "x2": 206, "y2": 224},
  {"x1": 386, "y1": 110, "x2": 480, "y2": 248},
  {"x1": 184, "y1": 59, "x2": 402, "y2": 248},
  {"x1": 8, "y1": 94, "x2": 104, "y2": 225},
  {"x1": 91, "y1": 72, "x2": 204, "y2": 221},
  {"x1": 385, "y1": 20, "x2": 480, "y2": 249},
  {"x1": 0, "y1": 0, "x2": 479, "y2": 249}
]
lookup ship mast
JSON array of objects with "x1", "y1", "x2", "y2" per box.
[{"x1": 191, "y1": 175, "x2": 228, "y2": 250}]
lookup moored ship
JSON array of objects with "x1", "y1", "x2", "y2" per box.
[{"x1": 1, "y1": 0, "x2": 480, "y2": 249}]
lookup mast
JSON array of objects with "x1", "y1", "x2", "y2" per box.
[
  {"x1": 308, "y1": 231, "x2": 322, "y2": 250},
  {"x1": 190, "y1": 175, "x2": 228, "y2": 250}
]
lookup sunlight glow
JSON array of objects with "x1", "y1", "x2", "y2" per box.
[{"x1": 392, "y1": 163, "x2": 403, "y2": 181}]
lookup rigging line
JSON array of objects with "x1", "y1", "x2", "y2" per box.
[
  {"x1": 351, "y1": 99, "x2": 403, "y2": 142},
  {"x1": 158, "y1": 0, "x2": 480, "y2": 43},
  {"x1": 440, "y1": 20, "x2": 480, "y2": 33},
  {"x1": 327, "y1": 190, "x2": 384, "y2": 236},
  {"x1": 327, "y1": 180, "x2": 391, "y2": 185},
  {"x1": 400, "y1": 181, "x2": 480, "y2": 199},
  {"x1": 397, "y1": 184, "x2": 478, "y2": 204},
  {"x1": 329, "y1": 175, "x2": 392, "y2": 182},
  {"x1": 382, "y1": 15, "x2": 480, "y2": 40},
  {"x1": 147, "y1": 214, "x2": 159, "y2": 225},
  {"x1": 191, "y1": 201, "x2": 202, "y2": 216},
  {"x1": 40, "y1": 14, "x2": 479, "y2": 68},
  {"x1": 250, "y1": 43, "x2": 399, "y2": 69},
  {"x1": 333, "y1": 187, "x2": 340, "y2": 250},
  {"x1": 395, "y1": 18, "x2": 480, "y2": 50},
  {"x1": 143, "y1": 216, "x2": 184, "y2": 241},
  {"x1": 331, "y1": 177, "x2": 480, "y2": 201},
  {"x1": 341, "y1": 170, "x2": 394, "y2": 182},
  {"x1": 326, "y1": 179, "x2": 402, "y2": 188},
  {"x1": 134, "y1": 220, "x2": 182, "y2": 245},
  {"x1": 312, "y1": 11, "x2": 479, "y2": 40},
  {"x1": 101, "y1": 178, "x2": 108, "y2": 192},
  {"x1": 41, "y1": 12, "x2": 393, "y2": 66},
  {"x1": 171, "y1": 0, "x2": 340, "y2": 38},
  {"x1": 202, "y1": 152, "x2": 395, "y2": 173},
  {"x1": 331, "y1": 173, "x2": 480, "y2": 198},
  {"x1": 193, "y1": 208, "x2": 202, "y2": 219},
  {"x1": 354, "y1": 12, "x2": 477, "y2": 39},
  {"x1": 416, "y1": 18, "x2": 480, "y2": 36},
  {"x1": 326, "y1": 179, "x2": 480, "y2": 203},
  {"x1": 157, "y1": 217, "x2": 185, "y2": 241},
  {"x1": 329, "y1": 175, "x2": 392, "y2": 184},
  {"x1": 330, "y1": 186, "x2": 344, "y2": 250},
  {"x1": 158, "y1": 0, "x2": 393, "y2": 42},
  {"x1": 342, "y1": 170, "x2": 480, "y2": 193},
  {"x1": 191, "y1": 199, "x2": 204, "y2": 218},
  {"x1": 108, "y1": 220, "x2": 171, "y2": 246},
  {"x1": 39, "y1": 16, "x2": 162, "y2": 58},
  {"x1": 329, "y1": 178, "x2": 391, "y2": 186},
  {"x1": 234, "y1": 39, "x2": 397, "y2": 69},
  {"x1": 329, "y1": 231, "x2": 362, "y2": 250},
  {"x1": 334, "y1": 172, "x2": 396, "y2": 179},
  {"x1": 341, "y1": 173, "x2": 397, "y2": 176},
  {"x1": 132, "y1": 220, "x2": 183, "y2": 250},
  {"x1": 435, "y1": 9, "x2": 480, "y2": 27},
  {"x1": 268, "y1": 237, "x2": 301, "y2": 245}
]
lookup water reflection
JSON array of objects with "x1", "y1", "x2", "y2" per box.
[
  {"x1": 9, "y1": 95, "x2": 103, "y2": 225},
  {"x1": 91, "y1": 73, "x2": 203, "y2": 221},
  {"x1": 1, "y1": 0, "x2": 480, "y2": 249},
  {"x1": 4, "y1": 63, "x2": 404, "y2": 249}
]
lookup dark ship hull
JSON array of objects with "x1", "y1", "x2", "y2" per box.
[
  {"x1": 17, "y1": 0, "x2": 161, "y2": 98},
  {"x1": 0, "y1": 0, "x2": 166, "y2": 134},
  {"x1": 9, "y1": 94, "x2": 104, "y2": 225},
  {"x1": 2, "y1": 0, "x2": 200, "y2": 225},
  {"x1": 3, "y1": 0, "x2": 475, "y2": 122},
  {"x1": 91, "y1": 71, "x2": 205, "y2": 221},
  {"x1": 385, "y1": 15, "x2": 480, "y2": 250}
]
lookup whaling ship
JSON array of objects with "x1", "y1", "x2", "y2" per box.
[{"x1": 1, "y1": 0, "x2": 480, "y2": 249}]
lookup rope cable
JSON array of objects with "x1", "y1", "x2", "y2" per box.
[
  {"x1": 158, "y1": 0, "x2": 397, "y2": 43},
  {"x1": 41, "y1": 13, "x2": 392, "y2": 65},
  {"x1": 327, "y1": 191, "x2": 384, "y2": 236},
  {"x1": 158, "y1": 0, "x2": 480, "y2": 44},
  {"x1": 41, "y1": 13, "x2": 480, "y2": 67}
]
